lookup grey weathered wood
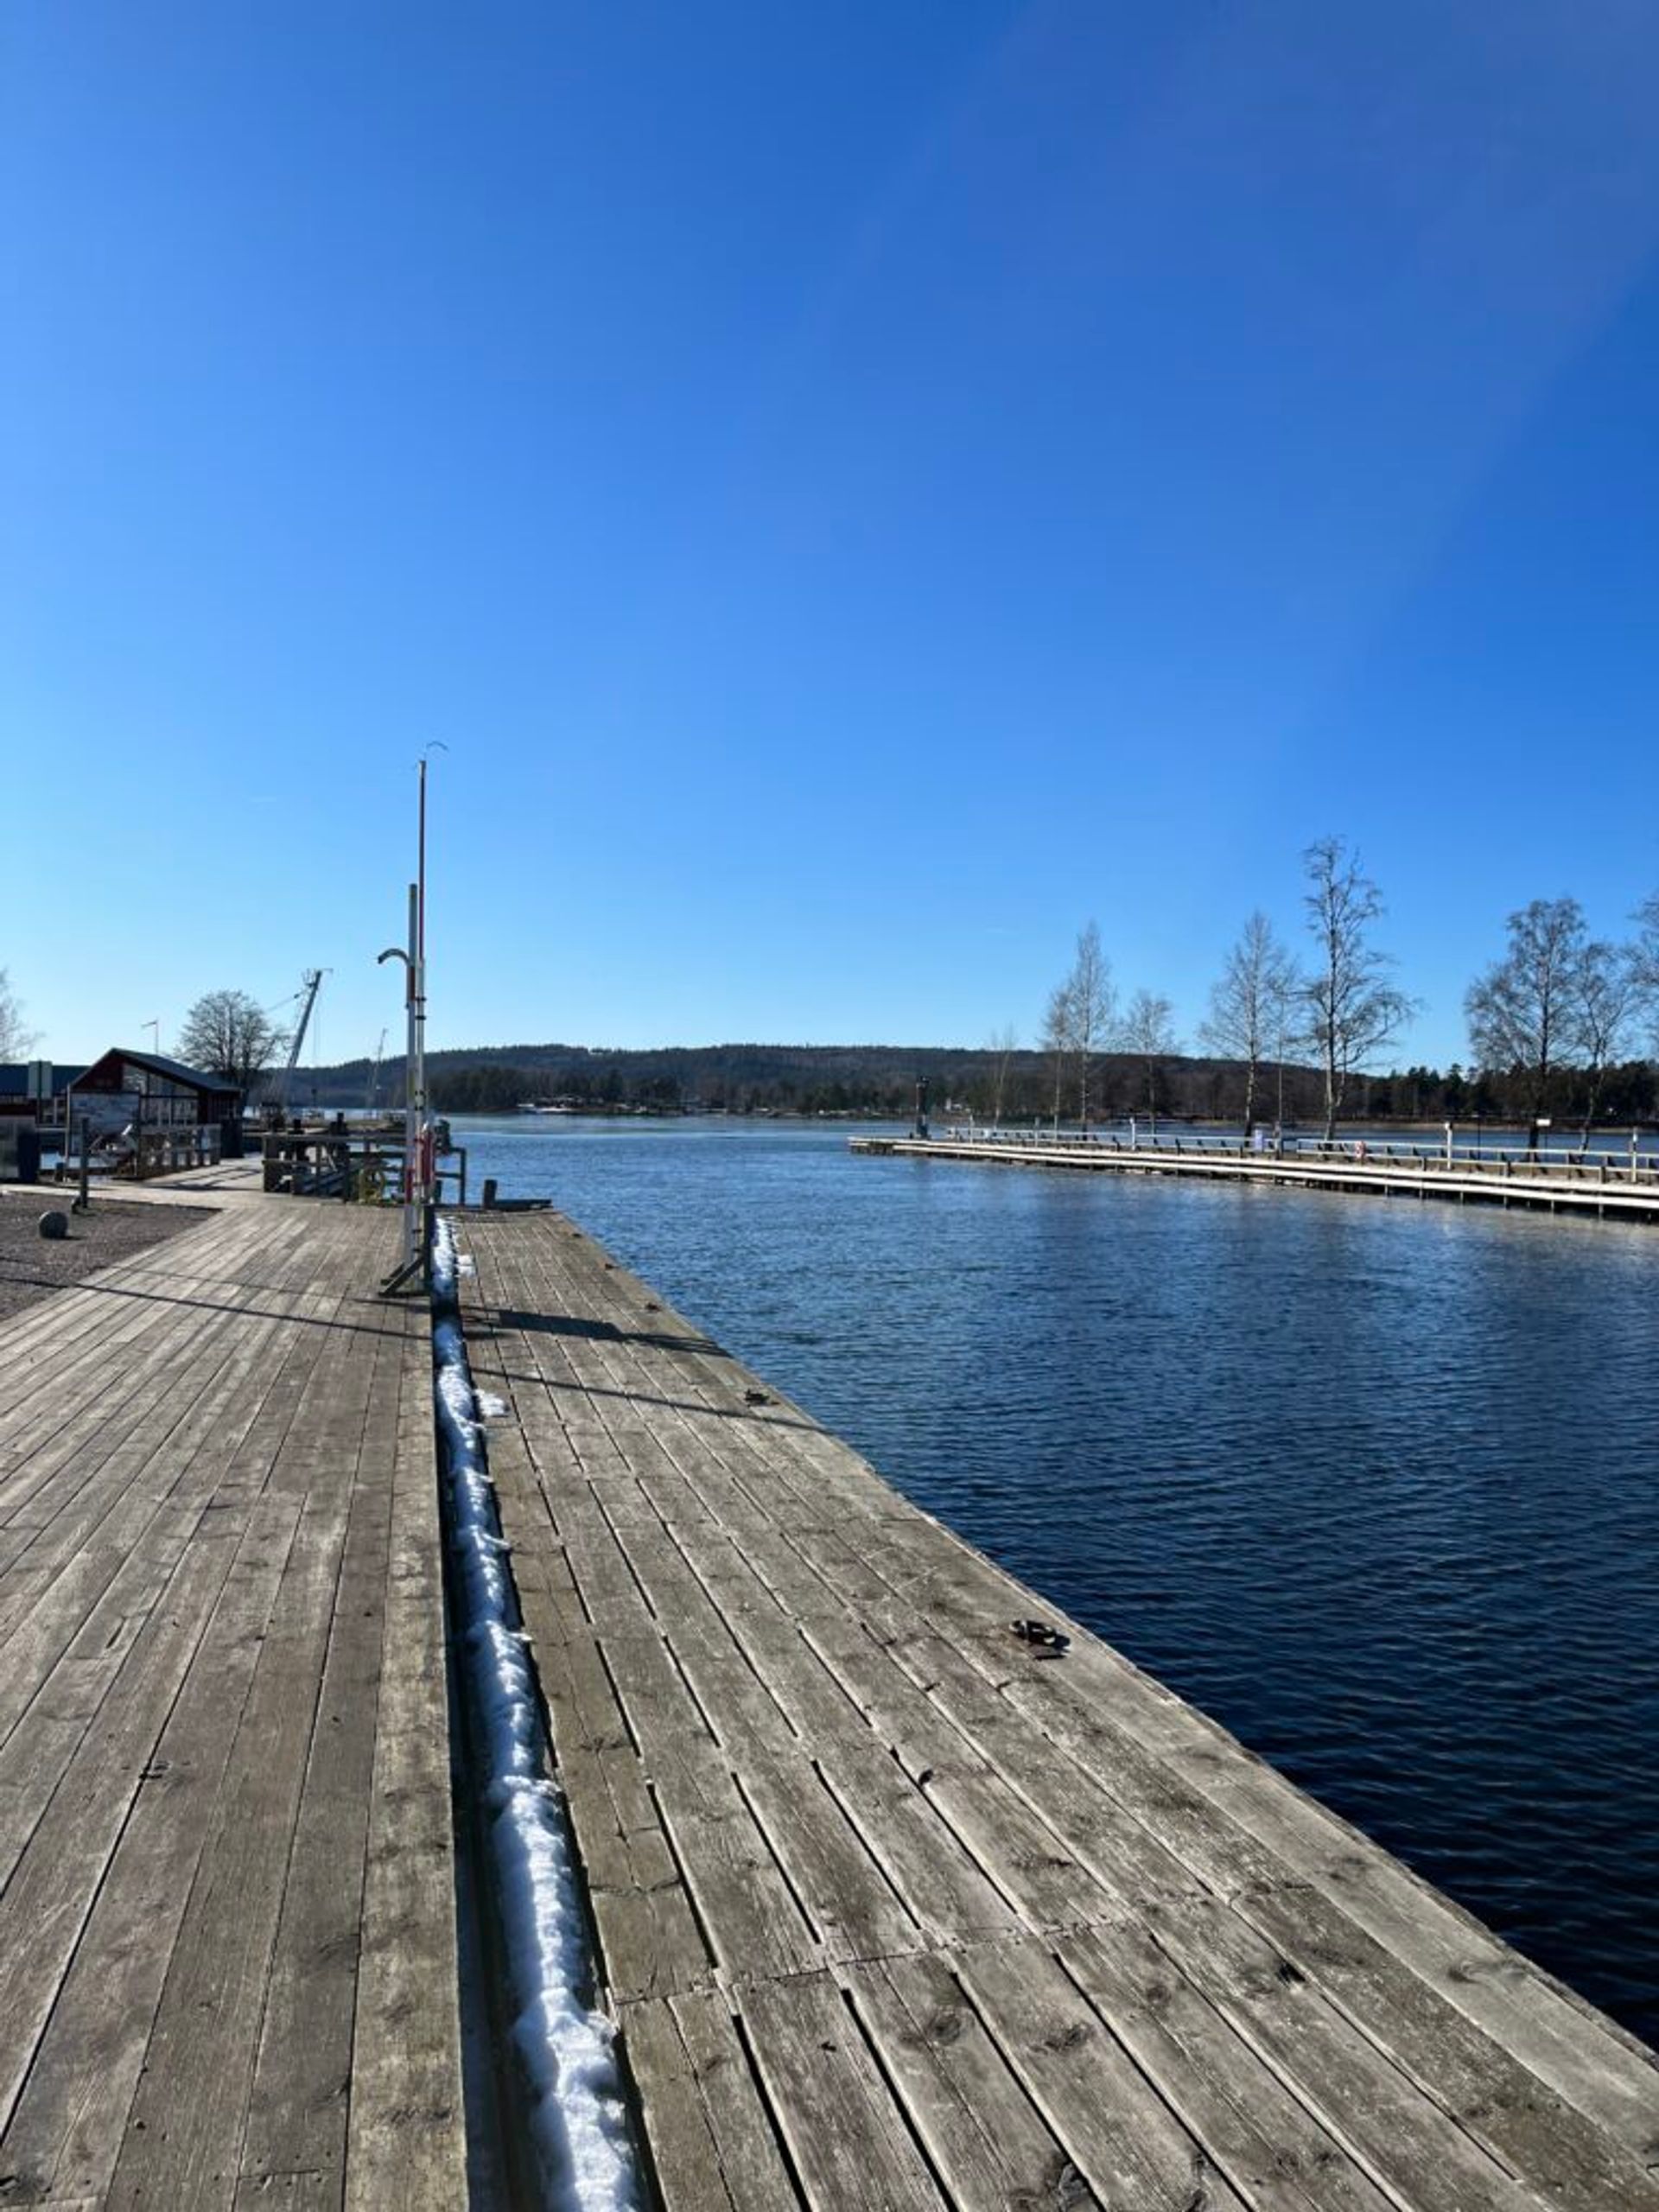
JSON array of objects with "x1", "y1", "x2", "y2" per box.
[
  {"x1": 1135, "y1": 1891, "x2": 1557, "y2": 2211},
  {"x1": 954, "y1": 1934, "x2": 1253, "y2": 2211},
  {"x1": 840, "y1": 1949, "x2": 1092, "y2": 2212},
  {"x1": 1057, "y1": 1917, "x2": 1397, "y2": 2212},
  {"x1": 621, "y1": 1992, "x2": 801, "y2": 2210},
  {"x1": 235, "y1": 1310, "x2": 404, "y2": 2203},
  {"x1": 457, "y1": 1205, "x2": 1659, "y2": 2212},
  {"x1": 1235, "y1": 1883, "x2": 1659, "y2": 2211},
  {"x1": 341, "y1": 1319, "x2": 466, "y2": 2211},
  {"x1": 0, "y1": 1489, "x2": 308, "y2": 2202},
  {"x1": 737, "y1": 1969, "x2": 946, "y2": 2211},
  {"x1": 0, "y1": 1197, "x2": 466, "y2": 2210}
]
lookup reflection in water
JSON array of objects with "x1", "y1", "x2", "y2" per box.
[{"x1": 456, "y1": 1116, "x2": 1659, "y2": 2045}]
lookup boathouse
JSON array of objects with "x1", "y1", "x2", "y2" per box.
[{"x1": 66, "y1": 1046, "x2": 242, "y2": 1132}]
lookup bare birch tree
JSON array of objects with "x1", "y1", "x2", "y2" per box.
[
  {"x1": 1063, "y1": 922, "x2": 1116, "y2": 1130},
  {"x1": 1631, "y1": 892, "x2": 1659, "y2": 1020},
  {"x1": 1039, "y1": 981, "x2": 1074, "y2": 1135},
  {"x1": 1464, "y1": 897, "x2": 1586, "y2": 1135},
  {"x1": 1198, "y1": 912, "x2": 1298, "y2": 1139},
  {"x1": 985, "y1": 1025, "x2": 1019, "y2": 1127},
  {"x1": 1570, "y1": 938, "x2": 1643, "y2": 1149},
  {"x1": 1121, "y1": 988, "x2": 1179, "y2": 1132},
  {"x1": 1301, "y1": 838, "x2": 1415, "y2": 1141}
]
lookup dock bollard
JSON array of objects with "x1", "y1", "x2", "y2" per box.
[{"x1": 482, "y1": 1178, "x2": 498, "y2": 1210}]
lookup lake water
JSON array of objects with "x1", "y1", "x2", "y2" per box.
[{"x1": 454, "y1": 1113, "x2": 1659, "y2": 2048}]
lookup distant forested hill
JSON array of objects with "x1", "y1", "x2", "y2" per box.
[
  {"x1": 292, "y1": 1039, "x2": 1325, "y2": 1121},
  {"x1": 279, "y1": 1037, "x2": 1659, "y2": 1126}
]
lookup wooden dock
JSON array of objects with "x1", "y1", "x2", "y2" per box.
[
  {"x1": 0, "y1": 1171, "x2": 465, "y2": 2209},
  {"x1": 5, "y1": 1170, "x2": 1658, "y2": 2208},
  {"x1": 851, "y1": 1128, "x2": 1659, "y2": 1220},
  {"x1": 456, "y1": 1207, "x2": 1659, "y2": 2211}
]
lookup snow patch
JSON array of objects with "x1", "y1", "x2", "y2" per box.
[
  {"x1": 476, "y1": 1389, "x2": 511, "y2": 1419},
  {"x1": 432, "y1": 1217, "x2": 640, "y2": 2212}
]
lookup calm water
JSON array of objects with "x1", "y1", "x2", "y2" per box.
[{"x1": 455, "y1": 1115, "x2": 1659, "y2": 2046}]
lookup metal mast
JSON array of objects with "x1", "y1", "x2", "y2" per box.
[
  {"x1": 269, "y1": 969, "x2": 324, "y2": 1119},
  {"x1": 378, "y1": 751, "x2": 442, "y2": 1287}
]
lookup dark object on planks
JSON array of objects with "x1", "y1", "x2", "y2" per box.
[
  {"x1": 37, "y1": 1210, "x2": 69, "y2": 1242},
  {"x1": 1011, "y1": 1617, "x2": 1071, "y2": 1654},
  {"x1": 745, "y1": 1387, "x2": 772, "y2": 1406}
]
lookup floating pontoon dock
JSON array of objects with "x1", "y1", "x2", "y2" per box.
[{"x1": 852, "y1": 1127, "x2": 1659, "y2": 1220}]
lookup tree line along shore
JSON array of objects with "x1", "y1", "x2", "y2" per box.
[{"x1": 12, "y1": 837, "x2": 1657, "y2": 1140}]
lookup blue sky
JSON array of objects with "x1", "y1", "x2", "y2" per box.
[{"x1": 5, "y1": 3, "x2": 1659, "y2": 1071}]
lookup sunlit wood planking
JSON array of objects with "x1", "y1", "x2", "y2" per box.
[
  {"x1": 0, "y1": 1179, "x2": 465, "y2": 2209},
  {"x1": 459, "y1": 1205, "x2": 1659, "y2": 2211}
]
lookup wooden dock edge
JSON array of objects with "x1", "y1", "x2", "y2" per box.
[{"x1": 442, "y1": 1202, "x2": 1659, "y2": 2212}]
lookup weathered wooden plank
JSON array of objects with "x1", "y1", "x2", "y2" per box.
[
  {"x1": 0, "y1": 1499, "x2": 296, "y2": 2138},
  {"x1": 1236, "y1": 1883, "x2": 1659, "y2": 2211},
  {"x1": 1055, "y1": 1918, "x2": 1397, "y2": 2212},
  {"x1": 236, "y1": 1312, "x2": 404, "y2": 2203},
  {"x1": 0, "y1": 1486, "x2": 312, "y2": 2202},
  {"x1": 0, "y1": 1291, "x2": 301, "y2": 1752},
  {"x1": 884, "y1": 1623, "x2": 1282, "y2": 1905},
  {"x1": 987, "y1": 1619, "x2": 1659, "y2": 2153},
  {"x1": 601, "y1": 1630, "x2": 821, "y2": 1986},
  {"x1": 953, "y1": 1935, "x2": 1254, "y2": 2212},
  {"x1": 621, "y1": 1993, "x2": 800, "y2": 2211},
  {"x1": 341, "y1": 1329, "x2": 466, "y2": 2210},
  {"x1": 839, "y1": 1949, "x2": 1092, "y2": 2212},
  {"x1": 104, "y1": 1437, "x2": 362, "y2": 2203},
  {"x1": 525, "y1": 1611, "x2": 716, "y2": 2003},
  {"x1": 737, "y1": 1970, "x2": 946, "y2": 2211},
  {"x1": 1135, "y1": 1891, "x2": 1553, "y2": 2212}
]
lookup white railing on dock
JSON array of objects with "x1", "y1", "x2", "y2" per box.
[{"x1": 926, "y1": 1125, "x2": 1659, "y2": 1185}]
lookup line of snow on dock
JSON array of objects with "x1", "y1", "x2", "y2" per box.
[{"x1": 432, "y1": 1216, "x2": 639, "y2": 2212}]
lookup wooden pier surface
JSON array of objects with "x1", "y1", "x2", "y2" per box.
[
  {"x1": 5, "y1": 1168, "x2": 1657, "y2": 2209},
  {"x1": 0, "y1": 1173, "x2": 464, "y2": 2209},
  {"x1": 458, "y1": 1206, "x2": 1659, "y2": 2212}
]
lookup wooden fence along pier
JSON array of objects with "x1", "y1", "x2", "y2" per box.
[
  {"x1": 852, "y1": 1125, "x2": 1659, "y2": 1220},
  {"x1": 1, "y1": 1162, "x2": 1656, "y2": 2206}
]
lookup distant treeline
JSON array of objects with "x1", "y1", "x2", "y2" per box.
[{"x1": 290, "y1": 1041, "x2": 1659, "y2": 1128}]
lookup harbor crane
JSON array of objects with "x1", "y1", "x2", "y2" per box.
[{"x1": 266, "y1": 969, "x2": 323, "y2": 1120}]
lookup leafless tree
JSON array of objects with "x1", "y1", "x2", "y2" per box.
[
  {"x1": 1631, "y1": 893, "x2": 1659, "y2": 1017},
  {"x1": 177, "y1": 989, "x2": 289, "y2": 1093},
  {"x1": 1122, "y1": 988, "x2": 1179, "y2": 1132},
  {"x1": 1198, "y1": 912, "x2": 1299, "y2": 1139},
  {"x1": 1301, "y1": 838, "x2": 1415, "y2": 1141},
  {"x1": 985, "y1": 1025, "x2": 1019, "y2": 1127},
  {"x1": 1570, "y1": 939, "x2": 1644, "y2": 1149},
  {"x1": 0, "y1": 968, "x2": 38, "y2": 1061},
  {"x1": 1039, "y1": 981, "x2": 1075, "y2": 1135},
  {"x1": 1464, "y1": 897, "x2": 1586, "y2": 1136},
  {"x1": 1063, "y1": 922, "x2": 1116, "y2": 1129}
]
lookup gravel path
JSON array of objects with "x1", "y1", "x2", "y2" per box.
[{"x1": 0, "y1": 1193, "x2": 215, "y2": 1325}]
